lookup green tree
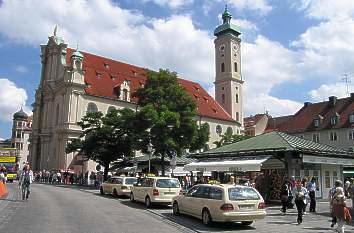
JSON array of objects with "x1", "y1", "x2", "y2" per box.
[
  {"x1": 65, "y1": 108, "x2": 136, "y2": 181},
  {"x1": 214, "y1": 127, "x2": 252, "y2": 147},
  {"x1": 134, "y1": 69, "x2": 209, "y2": 176}
]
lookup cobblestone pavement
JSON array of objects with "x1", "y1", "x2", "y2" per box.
[{"x1": 1, "y1": 183, "x2": 354, "y2": 233}]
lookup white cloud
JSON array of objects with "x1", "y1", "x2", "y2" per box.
[
  {"x1": 293, "y1": 0, "x2": 354, "y2": 20},
  {"x1": 308, "y1": 83, "x2": 354, "y2": 102},
  {"x1": 142, "y1": 0, "x2": 193, "y2": 9},
  {"x1": 226, "y1": 0, "x2": 272, "y2": 15},
  {"x1": 0, "y1": 78, "x2": 28, "y2": 122},
  {"x1": 15, "y1": 65, "x2": 28, "y2": 73},
  {"x1": 232, "y1": 19, "x2": 258, "y2": 32}
]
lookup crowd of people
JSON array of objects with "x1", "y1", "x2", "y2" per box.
[
  {"x1": 32, "y1": 170, "x2": 104, "y2": 187},
  {"x1": 277, "y1": 176, "x2": 353, "y2": 233}
]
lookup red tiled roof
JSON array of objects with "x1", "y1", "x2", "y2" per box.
[
  {"x1": 276, "y1": 96, "x2": 354, "y2": 133},
  {"x1": 67, "y1": 49, "x2": 236, "y2": 122},
  {"x1": 265, "y1": 115, "x2": 293, "y2": 133},
  {"x1": 244, "y1": 114, "x2": 267, "y2": 128}
]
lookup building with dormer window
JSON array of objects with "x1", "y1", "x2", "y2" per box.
[{"x1": 29, "y1": 9, "x2": 245, "y2": 172}]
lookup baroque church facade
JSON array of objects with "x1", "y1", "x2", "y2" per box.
[{"x1": 29, "y1": 8, "x2": 244, "y2": 172}]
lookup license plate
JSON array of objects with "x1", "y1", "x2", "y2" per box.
[
  {"x1": 164, "y1": 192, "x2": 175, "y2": 195},
  {"x1": 239, "y1": 205, "x2": 254, "y2": 210}
]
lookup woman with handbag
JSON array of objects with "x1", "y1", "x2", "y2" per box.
[{"x1": 332, "y1": 187, "x2": 347, "y2": 233}]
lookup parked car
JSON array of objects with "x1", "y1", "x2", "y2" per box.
[
  {"x1": 100, "y1": 176, "x2": 138, "y2": 197},
  {"x1": 130, "y1": 176, "x2": 182, "y2": 208},
  {"x1": 172, "y1": 184, "x2": 266, "y2": 226}
]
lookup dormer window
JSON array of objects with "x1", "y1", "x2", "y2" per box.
[
  {"x1": 110, "y1": 75, "x2": 117, "y2": 81},
  {"x1": 96, "y1": 71, "x2": 102, "y2": 79},
  {"x1": 330, "y1": 116, "x2": 338, "y2": 125},
  {"x1": 313, "y1": 119, "x2": 320, "y2": 127},
  {"x1": 104, "y1": 63, "x2": 109, "y2": 69},
  {"x1": 349, "y1": 114, "x2": 354, "y2": 123}
]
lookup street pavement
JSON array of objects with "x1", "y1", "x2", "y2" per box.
[{"x1": 1, "y1": 182, "x2": 354, "y2": 233}]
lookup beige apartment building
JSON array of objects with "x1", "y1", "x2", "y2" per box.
[{"x1": 28, "y1": 8, "x2": 245, "y2": 172}]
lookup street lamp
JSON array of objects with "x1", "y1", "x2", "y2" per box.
[{"x1": 147, "y1": 142, "x2": 153, "y2": 174}]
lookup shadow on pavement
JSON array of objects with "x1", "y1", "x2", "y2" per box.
[
  {"x1": 119, "y1": 199, "x2": 172, "y2": 211},
  {"x1": 0, "y1": 198, "x2": 24, "y2": 203},
  {"x1": 155, "y1": 212, "x2": 257, "y2": 232},
  {"x1": 301, "y1": 227, "x2": 332, "y2": 231}
]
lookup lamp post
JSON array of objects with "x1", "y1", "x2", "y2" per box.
[{"x1": 147, "y1": 143, "x2": 152, "y2": 174}]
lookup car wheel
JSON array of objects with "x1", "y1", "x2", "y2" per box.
[
  {"x1": 130, "y1": 193, "x2": 135, "y2": 202},
  {"x1": 241, "y1": 221, "x2": 253, "y2": 226},
  {"x1": 145, "y1": 196, "x2": 152, "y2": 208},
  {"x1": 202, "y1": 209, "x2": 212, "y2": 226},
  {"x1": 113, "y1": 189, "x2": 118, "y2": 197},
  {"x1": 173, "y1": 202, "x2": 180, "y2": 216},
  {"x1": 100, "y1": 187, "x2": 104, "y2": 195}
]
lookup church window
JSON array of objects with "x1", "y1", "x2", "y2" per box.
[
  {"x1": 236, "y1": 112, "x2": 239, "y2": 121},
  {"x1": 216, "y1": 125, "x2": 222, "y2": 135},
  {"x1": 221, "y1": 94, "x2": 225, "y2": 104},
  {"x1": 87, "y1": 103, "x2": 98, "y2": 113},
  {"x1": 236, "y1": 94, "x2": 239, "y2": 103},
  {"x1": 234, "y1": 62, "x2": 237, "y2": 72},
  {"x1": 221, "y1": 63, "x2": 225, "y2": 72},
  {"x1": 122, "y1": 89, "x2": 129, "y2": 101},
  {"x1": 107, "y1": 106, "x2": 115, "y2": 113}
]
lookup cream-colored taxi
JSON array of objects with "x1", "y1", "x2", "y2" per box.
[
  {"x1": 130, "y1": 177, "x2": 182, "y2": 208},
  {"x1": 100, "y1": 176, "x2": 137, "y2": 197},
  {"x1": 172, "y1": 184, "x2": 266, "y2": 226}
]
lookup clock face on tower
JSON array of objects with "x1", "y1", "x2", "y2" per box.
[{"x1": 219, "y1": 44, "x2": 225, "y2": 52}]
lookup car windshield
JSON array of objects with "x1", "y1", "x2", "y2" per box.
[
  {"x1": 156, "y1": 179, "x2": 180, "y2": 188},
  {"x1": 228, "y1": 187, "x2": 260, "y2": 201},
  {"x1": 125, "y1": 178, "x2": 137, "y2": 185}
]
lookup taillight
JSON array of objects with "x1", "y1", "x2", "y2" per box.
[
  {"x1": 153, "y1": 189, "x2": 159, "y2": 196},
  {"x1": 220, "y1": 203, "x2": 234, "y2": 211},
  {"x1": 179, "y1": 189, "x2": 183, "y2": 195},
  {"x1": 258, "y1": 202, "x2": 266, "y2": 209},
  {"x1": 121, "y1": 186, "x2": 128, "y2": 190}
]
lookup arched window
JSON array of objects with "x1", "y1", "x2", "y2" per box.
[
  {"x1": 234, "y1": 62, "x2": 237, "y2": 72},
  {"x1": 87, "y1": 102, "x2": 98, "y2": 113},
  {"x1": 122, "y1": 89, "x2": 128, "y2": 101},
  {"x1": 221, "y1": 63, "x2": 225, "y2": 72},
  {"x1": 221, "y1": 94, "x2": 225, "y2": 104},
  {"x1": 226, "y1": 127, "x2": 233, "y2": 135},
  {"x1": 107, "y1": 106, "x2": 115, "y2": 114},
  {"x1": 236, "y1": 112, "x2": 239, "y2": 121},
  {"x1": 236, "y1": 94, "x2": 239, "y2": 103},
  {"x1": 216, "y1": 125, "x2": 222, "y2": 135}
]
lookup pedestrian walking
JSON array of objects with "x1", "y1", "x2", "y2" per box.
[
  {"x1": 294, "y1": 180, "x2": 308, "y2": 225},
  {"x1": 329, "y1": 180, "x2": 343, "y2": 228},
  {"x1": 280, "y1": 178, "x2": 291, "y2": 213},
  {"x1": 302, "y1": 178, "x2": 309, "y2": 214},
  {"x1": 19, "y1": 164, "x2": 34, "y2": 201},
  {"x1": 307, "y1": 177, "x2": 317, "y2": 212},
  {"x1": 332, "y1": 187, "x2": 347, "y2": 233}
]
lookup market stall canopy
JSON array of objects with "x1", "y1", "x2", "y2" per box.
[
  {"x1": 191, "y1": 131, "x2": 353, "y2": 159},
  {"x1": 183, "y1": 156, "x2": 271, "y2": 172}
]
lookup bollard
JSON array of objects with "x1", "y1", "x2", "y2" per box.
[{"x1": 0, "y1": 181, "x2": 8, "y2": 198}]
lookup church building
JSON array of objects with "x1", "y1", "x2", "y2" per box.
[{"x1": 29, "y1": 8, "x2": 244, "y2": 172}]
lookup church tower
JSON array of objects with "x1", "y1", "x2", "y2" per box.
[{"x1": 214, "y1": 6, "x2": 243, "y2": 126}]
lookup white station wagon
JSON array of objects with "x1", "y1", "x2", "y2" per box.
[
  {"x1": 100, "y1": 176, "x2": 138, "y2": 197},
  {"x1": 130, "y1": 177, "x2": 182, "y2": 208},
  {"x1": 172, "y1": 184, "x2": 266, "y2": 226}
]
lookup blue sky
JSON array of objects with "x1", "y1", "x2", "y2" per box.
[{"x1": 0, "y1": 0, "x2": 354, "y2": 139}]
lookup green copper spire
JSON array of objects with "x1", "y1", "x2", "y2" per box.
[
  {"x1": 222, "y1": 4, "x2": 232, "y2": 24},
  {"x1": 71, "y1": 44, "x2": 83, "y2": 59},
  {"x1": 214, "y1": 5, "x2": 241, "y2": 37}
]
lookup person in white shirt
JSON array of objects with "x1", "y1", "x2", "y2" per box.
[{"x1": 19, "y1": 164, "x2": 34, "y2": 200}]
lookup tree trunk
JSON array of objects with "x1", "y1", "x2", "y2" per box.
[
  {"x1": 103, "y1": 162, "x2": 110, "y2": 181},
  {"x1": 161, "y1": 153, "x2": 165, "y2": 177}
]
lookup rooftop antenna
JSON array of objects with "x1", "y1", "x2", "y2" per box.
[{"x1": 341, "y1": 73, "x2": 351, "y2": 96}]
